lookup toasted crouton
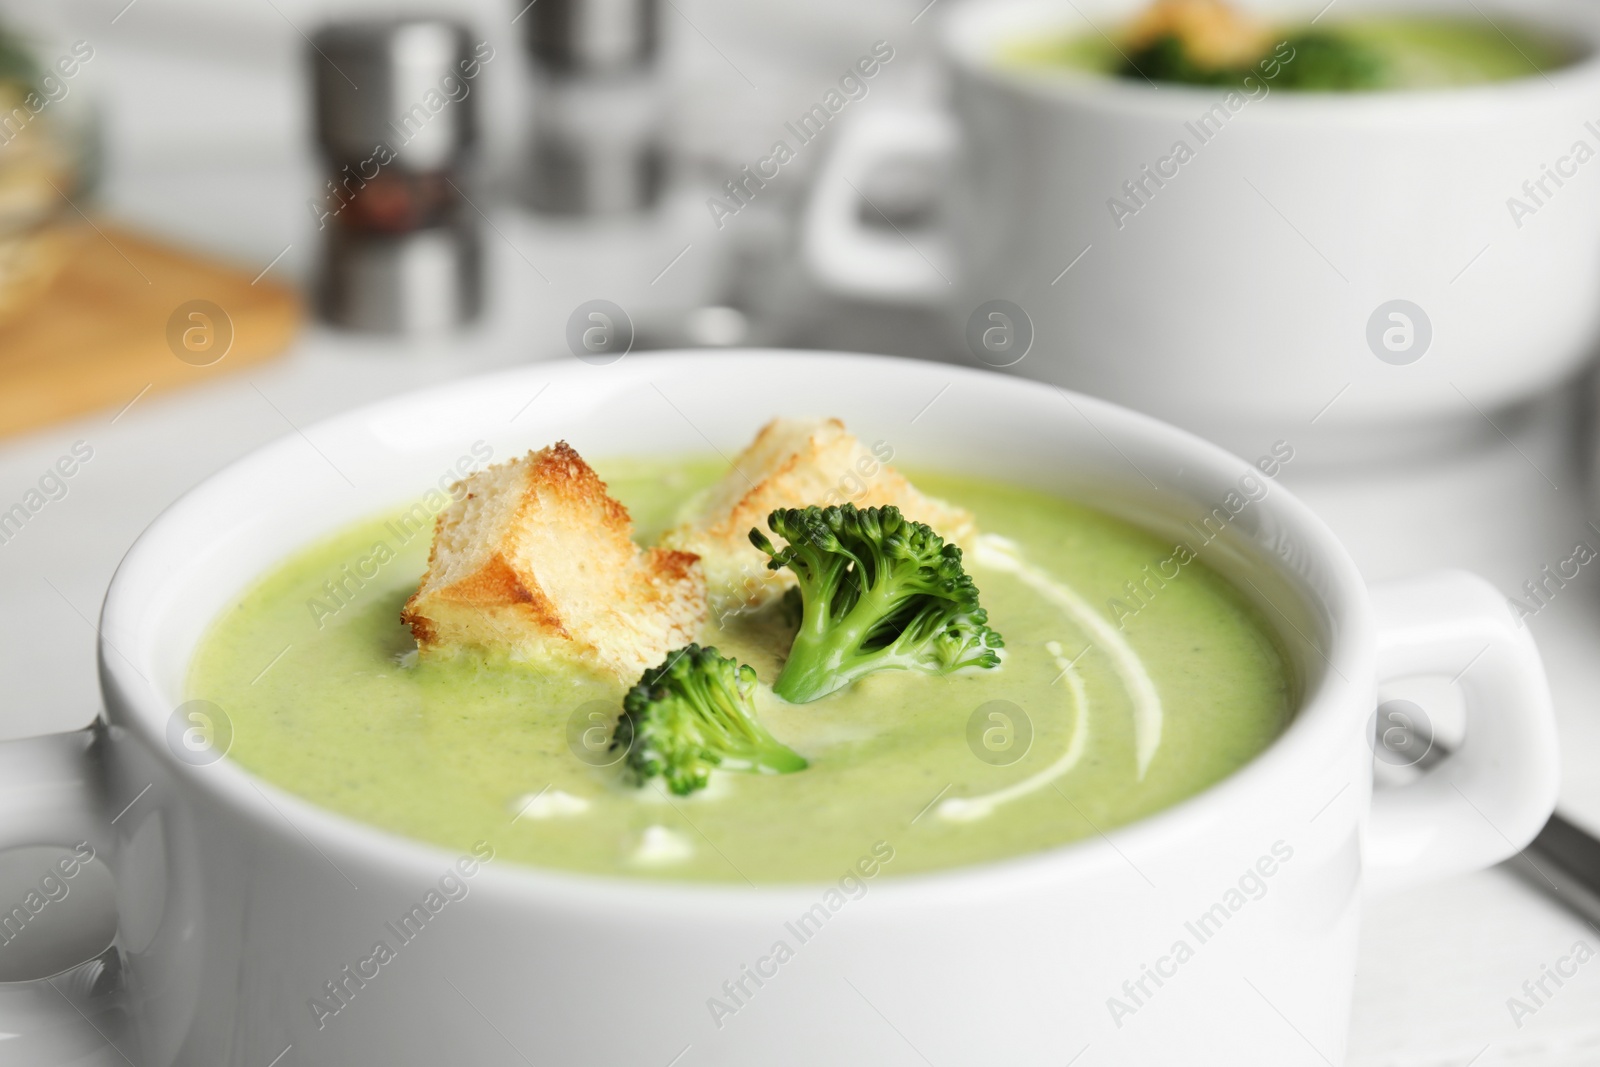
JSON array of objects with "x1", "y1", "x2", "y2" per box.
[
  {"x1": 1123, "y1": 0, "x2": 1269, "y2": 69},
  {"x1": 661, "y1": 417, "x2": 976, "y2": 614},
  {"x1": 402, "y1": 442, "x2": 705, "y2": 681}
]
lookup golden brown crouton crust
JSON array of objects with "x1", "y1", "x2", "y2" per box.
[
  {"x1": 1123, "y1": 0, "x2": 1269, "y2": 69},
  {"x1": 661, "y1": 417, "x2": 976, "y2": 614},
  {"x1": 402, "y1": 441, "x2": 707, "y2": 680}
]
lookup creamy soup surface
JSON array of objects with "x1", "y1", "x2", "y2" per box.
[
  {"x1": 188, "y1": 459, "x2": 1295, "y2": 883},
  {"x1": 1003, "y1": 16, "x2": 1579, "y2": 90}
]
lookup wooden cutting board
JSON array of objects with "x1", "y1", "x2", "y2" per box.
[{"x1": 0, "y1": 223, "x2": 301, "y2": 438}]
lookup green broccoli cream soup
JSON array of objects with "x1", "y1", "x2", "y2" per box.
[
  {"x1": 188, "y1": 459, "x2": 1294, "y2": 883},
  {"x1": 1004, "y1": 16, "x2": 1579, "y2": 91}
]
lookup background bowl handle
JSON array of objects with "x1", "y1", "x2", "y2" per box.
[
  {"x1": 1364, "y1": 570, "x2": 1559, "y2": 896},
  {"x1": 799, "y1": 106, "x2": 956, "y2": 304}
]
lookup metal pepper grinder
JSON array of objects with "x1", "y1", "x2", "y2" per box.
[
  {"x1": 310, "y1": 18, "x2": 483, "y2": 332},
  {"x1": 521, "y1": 0, "x2": 665, "y2": 215}
]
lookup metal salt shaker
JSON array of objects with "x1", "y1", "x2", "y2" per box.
[
  {"x1": 520, "y1": 0, "x2": 664, "y2": 216},
  {"x1": 310, "y1": 18, "x2": 484, "y2": 332}
]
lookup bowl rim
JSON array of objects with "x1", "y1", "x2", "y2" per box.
[
  {"x1": 97, "y1": 349, "x2": 1373, "y2": 914},
  {"x1": 940, "y1": 0, "x2": 1600, "y2": 117}
]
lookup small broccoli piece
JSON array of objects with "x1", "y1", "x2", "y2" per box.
[
  {"x1": 1121, "y1": 29, "x2": 1386, "y2": 91},
  {"x1": 0, "y1": 23, "x2": 42, "y2": 92},
  {"x1": 613, "y1": 644, "x2": 807, "y2": 796},
  {"x1": 1272, "y1": 31, "x2": 1385, "y2": 91},
  {"x1": 751, "y1": 504, "x2": 1004, "y2": 703},
  {"x1": 1123, "y1": 34, "x2": 1242, "y2": 86}
]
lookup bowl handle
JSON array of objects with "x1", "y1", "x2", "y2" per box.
[
  {"x1": 0, "y1": 725, "x2": 130, "y2": 1053},
  {"x1": 0, "y1": 725, "x2": 109, "y2": 857},
  {"x1": 1364, "y1": 570, "x2": 1559, "y2": 896},
  {"x1": 799, "y1": 106, "x2": 957, "y2": 305},
  {"x1": 0, "y1": 726, "x2": 117, "y2": 962}
]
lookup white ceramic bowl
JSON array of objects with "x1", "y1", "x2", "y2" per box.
[
  {"x1": 804, "y1": 0, "x2": 1600, "y2": 459},
  {"x1": 0, "y1": 352, "x2": 1557, "y2": 1065}
]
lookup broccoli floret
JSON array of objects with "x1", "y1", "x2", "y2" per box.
[
  {"x1": 613, "y1": 644, "x2": 807, "y2": 796},
  {"x1": 0, "y1": 23, "x2": 41, "y2": 92},
  {"x1": 751, "y1": 504, "x2": 1004, "y2": 703},
  {"x1": 1272, "y1": 31, "x2": 1385, "y2": 91},
  {"x1": 1122, "y1": 34, "x2": 1242, "y2": 86},
  {"x1": 1121, "y1": 30, "x2": 1385, "y2": 91}
]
